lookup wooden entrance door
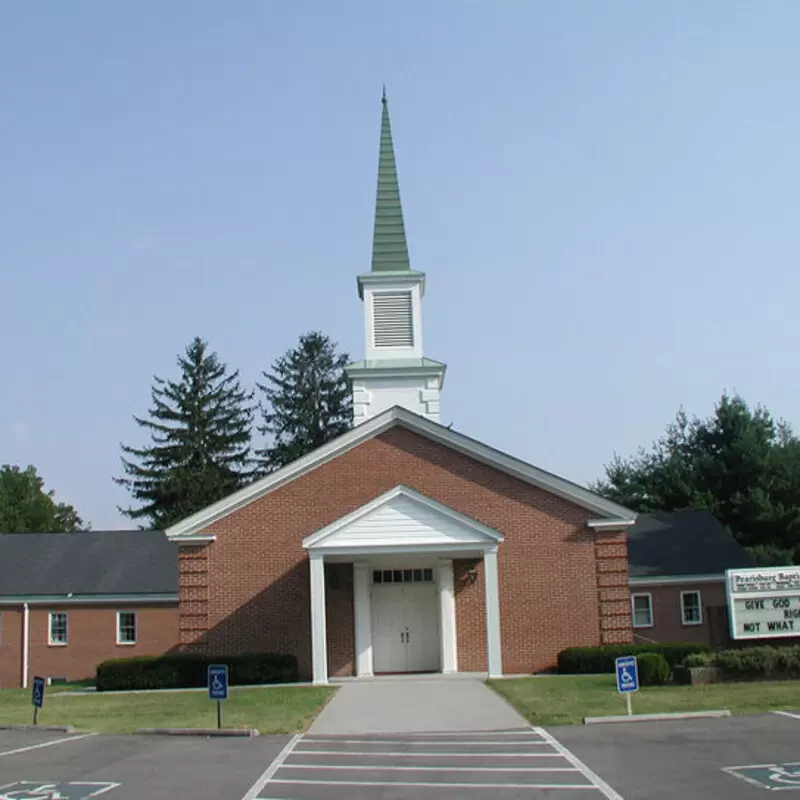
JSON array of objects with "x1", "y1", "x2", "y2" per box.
[{"x1": 370, "y1": 568, "x2": 440, "y2": 673}]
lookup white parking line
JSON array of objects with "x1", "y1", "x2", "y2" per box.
[
  {"x1": 0, "y1": 732, "x2": 97, "y2": 758},
  {"x1": 270, "y1": 778, "x2": 599, "y2": 790},
  {"x1": 535, "y1": 727, "x2": 623, "y2": 800},
  {"x1": 241, "y1": 734, "x2": 302, "y2": 800},
  {"x1": 281, "y1": 764, "x2": 580, "y2": 771},
  {"x1": 291, "y1": 749, "x2": 563, "y2": 757},
  {"x1": 773, "y1": 710, "x2": 800, "y2": 720},
  {"x1": 300, "y1": 737, "x2": 549, "y2": 745}
]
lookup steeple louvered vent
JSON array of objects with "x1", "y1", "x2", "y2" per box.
[{"x1": 373, "y1": 291, "x2": 414, "y2": 347}]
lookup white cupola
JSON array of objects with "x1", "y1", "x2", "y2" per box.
[{"x1": 345, "y1": 90, "x2": 446, "y2": 425}]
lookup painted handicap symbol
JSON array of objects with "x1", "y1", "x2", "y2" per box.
[
  {"x1": 0, "y1": 782, "x2": 118, "y2": 800},
  {"x1": 212, "y1": 676, "x2": 223, "y2": 691},
  {"x1": 725, "y1": 763, "x2": 800, "y2": 790},
  {"x1": 770, "y1": 766, "x2": 800, "y2": 786},
  {"x1": 621, "y1": 669, "x2": 633, "y2": 683}
]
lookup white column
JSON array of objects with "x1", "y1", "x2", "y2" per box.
[
  {"x1": 484, "y1": 548, "x2": 503, "y2": 678},
  {"x1": 353, "y1": 562, "x2": 374, "y2": 677},
  {"x1": 309, "y1": 552, "x2": 328, "y2": 685},
  {"x1": 437, "y1": 559, "x2": 458, "y2": 673}
]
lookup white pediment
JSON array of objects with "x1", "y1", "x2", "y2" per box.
[{"x1": 302, "y1": 485, "x2": 503, "y2": 553}]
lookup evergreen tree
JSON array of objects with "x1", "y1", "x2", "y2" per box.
[
  {"x1": 257, "y1": 331, "x2": 352, "y2": 472},
  {"x1": 593, "y1": 393, "x2": 800, "y2": 562},
  {"x1": 0, "y1": 464, "x2": 86, "y2": 533},
  {"x1": 116, "y1": 337, "x2": 255, "y2": 528}
]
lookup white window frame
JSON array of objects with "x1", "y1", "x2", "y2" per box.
[
  {"x1": 631, "y1": 593, "x2": 654, "y2": 628},
  {"x1": 116, "y1": 611, "x2": 137, "y2": 645},
  {"x1": 48, "y1": 612, "x2": 68, "y2": 646},
  {"x1": 680, "y1": 590, "x2": 703, "y2": 626}
]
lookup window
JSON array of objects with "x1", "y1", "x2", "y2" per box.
[
  {"x1": 373, "y1": 568, "x2": 434, "y2": 585},
  {"x1": 49, "y1": 612, "x2": 68, "y2": 645},
  {"x1": 373, "y1": 291, "x2": 414, "y2": 348},
  {"x1": 117, "y1": 611, "x2": 137, "y2": 644},
  {"x1": 631, "y1": 594, "x2": 653, "y2": 628},
  {"x1": 681, "y1": 591, "x2": 703, "y2": 626}
]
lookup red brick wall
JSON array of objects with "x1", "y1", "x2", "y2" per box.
[
  {"x1": 0, "y1": 604, "x2": 178, "y2": 689},
  {"x1": 181, "y1": 426, "x2": 633, "y2": 678},
  {"x1": 631, "y1": 581, "x2": 730, "y2": 646}
]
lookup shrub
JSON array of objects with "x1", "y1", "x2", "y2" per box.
[
  {"x1": 96, "y1": 652, "x2": 298, "y2": 691},
  {"x1": 557, "y1": 643, "x2": 711, "y2": 675},
  {"x1": 682, "y1": 652, "x2": 713, "y2": 668},
  {"x1": 638, "y1": 652, "x2": 670, "y2": 686}
]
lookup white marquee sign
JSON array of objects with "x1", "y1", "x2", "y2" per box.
[{"x1": 727, "y1": 566, "x2": 800, "y2": 640}]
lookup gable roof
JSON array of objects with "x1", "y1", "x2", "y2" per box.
[
  {"x1": 166, "y1": 405, "x2": 635, "y2": 540},
  {"x1": 0, "y1": 529, "x2": 177, "y2": 599},
  {"x1": 303, "y1": 485, "x2": 503, "y2": 552},
  {"x1": 627, "y1": 510, "x2": 757, "y2": 579}
]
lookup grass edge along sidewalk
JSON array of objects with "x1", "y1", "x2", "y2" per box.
[
  {"x1": 0, "y1": 684, "x2": 335, "y2": 735},
  {"x1": 489, "y1": 674, "x2": 800, "y2": 726}
]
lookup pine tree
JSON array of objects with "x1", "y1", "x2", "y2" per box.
[
  {"x1": 257, "y1": 331, "x2": 352, "y2": 472},
  {"x1": 116, "y1": 337, "x2": 255, "y2": 528}
]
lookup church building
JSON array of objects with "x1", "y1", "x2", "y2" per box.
[{"x1": 164, "y1": 92, "x2": 638, "y2": 684}]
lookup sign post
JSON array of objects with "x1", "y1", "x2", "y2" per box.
[
  {"x1": 207, "y1": 664, "x2": 228, "y2": 730},
  {"x1": 31, "y1": 676, "x2": 45, "y2": 725},
  {"x1": 615, "y1": 656, "x2": 639, "y2": 716}
]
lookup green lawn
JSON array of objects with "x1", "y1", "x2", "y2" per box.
[
  {"x1": 0, "y1": 685, "x2": 335, "y2": 734},
  {"x1": 490, "y1": 674, "x2": 800, "y2": 726}
]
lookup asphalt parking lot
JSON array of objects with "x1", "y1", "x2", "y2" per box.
[
  {"x1": 555, "y1": 712, "x2": 800, "y2": 798},
  {"x1": 4, "y1": 713, "x2": 800, "y2": 799},
  {"x1": 0, "y1": 728, "x2": 289, "y2": 800}
]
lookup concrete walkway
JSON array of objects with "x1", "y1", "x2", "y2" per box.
[{"x1": 308, "y1": 675, "x2": 529, "y2": 734}]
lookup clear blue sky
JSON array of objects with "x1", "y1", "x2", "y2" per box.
[{"x1": 2, "y1": 1, "x2": 799, "y2": 529}]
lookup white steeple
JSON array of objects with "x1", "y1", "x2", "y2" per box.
[{"x1": 345, "y1": 91, "x2": 446, "y2": 425}]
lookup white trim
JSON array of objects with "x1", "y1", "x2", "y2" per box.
[
  {"x1": 628, "y1": 574, "x2": 724, "y2": 586},
  {"x1": 309, "y1": 552, "x2": 328, "y2": 685},
  {"x1": 587, "y1": 518, "x2": 637, "y2": 531},
  {"x1": 48, "y1": 611, "x2": 68, "y2": 646},
  {"x1": 116, "y1": 610, "x2": 138, "y2": 645},
  {"x1": 437, "y1": 559, "x2": 457, "y2": 673},
  {"x1": 22, "y1": 603, "x2": 29, "y2": 689},
  {"x1": 680, "y1": 590, "x2": 703, "y2": 626},
  {"x1": 631, "y1": 593, "x2": 653, "y2": 628},
  {"x1": 302, "y1": 485, "x2": 503, "y2": 551},
  {"x1": 0, "y1": 594, "x2": 177, "y2": 606},
  {"x1": 353, "y1": 563, "x2": 373, "y2": 677},
  {"x1": 484, "y1": 548, "x2": 503, "y2": 677},
  {"x1": 165, "y1": 406, "x2": 635, "y2": 540},
  {"x1": 316, "y1": 542, "x2": 495, "y2": 558},
  {"x1": 175, "y1": 535, "x2": 216, "y2": 544}
]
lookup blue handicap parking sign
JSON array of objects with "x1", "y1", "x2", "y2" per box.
[
  {"x1": 615, "y1": 656, "x2": 639, "y2": 694},
  {"x1": 208, "y1": 664, "x2": 228, "y2": 701},
  {"x1": 725, "y1": 762, "x2": 800, "y2": 789},
  {"x1": 31, "y1": 676, "x2": 45, "y2": 708}
]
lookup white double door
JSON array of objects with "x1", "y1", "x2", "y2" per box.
[{"x1": 371, "y1": 579, "x2": 440, "y2": 673}]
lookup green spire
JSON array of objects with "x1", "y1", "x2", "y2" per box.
[{"x1": 371, "y1": 88, "x2": 411, "y2": 272}]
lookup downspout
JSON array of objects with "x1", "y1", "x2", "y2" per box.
[{"x1": 22, "y1": 603, "x2": 30, "y2": 689}]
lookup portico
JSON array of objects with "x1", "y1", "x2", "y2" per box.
[{"x1": 302, "y1": 485, "x2": 504, "y2": 685}]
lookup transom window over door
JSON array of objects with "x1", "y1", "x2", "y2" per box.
[{"x1": 373, "y1": 568, "x2": 433, "y2": 585}]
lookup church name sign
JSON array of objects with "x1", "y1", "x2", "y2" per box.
[{"x1": 727, "y1": 567, "x2": 800, "y2": 640}]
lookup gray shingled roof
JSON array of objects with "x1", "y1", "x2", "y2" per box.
[
  {"x1": 628, "y1": 510, "x2": 757, "y2": 578},
  {"x1": 0, "y1": 529, "x2": 177, "y2": 597}
]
